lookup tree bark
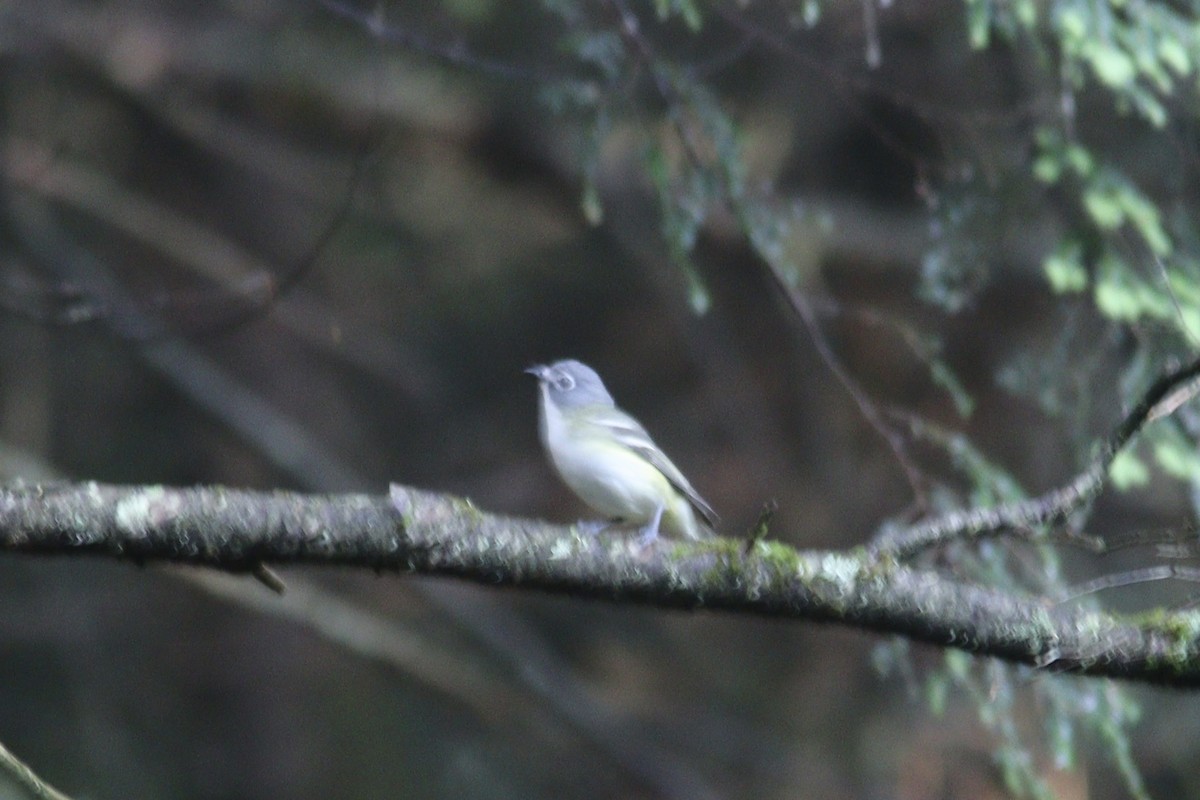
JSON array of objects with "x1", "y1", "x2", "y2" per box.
[{"x1": 1, "y1": 481, "x2": 1197, "y2": 686}]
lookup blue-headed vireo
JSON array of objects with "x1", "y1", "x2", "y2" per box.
[{"x1": 526, "y1": 359, "x2": 718, "y2": 543}]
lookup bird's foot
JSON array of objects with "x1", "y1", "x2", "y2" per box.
[{"x1": 635, "y1": 504, "x2": 665, "y2": 549}]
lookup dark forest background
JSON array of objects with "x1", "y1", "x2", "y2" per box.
[{"x1": 1, "y1": 1, "x2": 1199, "y2": 798}]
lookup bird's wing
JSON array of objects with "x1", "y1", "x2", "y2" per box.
[{"x1": 588, "y1": 407, "x2": 720, "y2": 529}]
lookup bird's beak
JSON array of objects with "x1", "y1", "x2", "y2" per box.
[{"x1": 524, "y1": 364, "x2": 549, "y2": 381}]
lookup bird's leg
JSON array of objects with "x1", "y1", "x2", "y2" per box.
[{"x1": 636, "y1": 504, "x2": 665, "y2": 547}]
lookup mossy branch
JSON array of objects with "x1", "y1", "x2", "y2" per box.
[{"x1": 1, "y1": 482, "x2": 1198, "y2": 685}]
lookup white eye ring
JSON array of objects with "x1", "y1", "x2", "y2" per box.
[{"x1": 554, "y1": 373, "x2": 576, "y2": 391}]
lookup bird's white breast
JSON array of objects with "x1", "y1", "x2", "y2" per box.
[{"x1": 539, "y1": 387, "x2": 666, "y2": 521}]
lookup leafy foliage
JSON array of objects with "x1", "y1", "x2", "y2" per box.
[{"x1": 530, "y1": 0, "x2": 1200, "y2": 795}]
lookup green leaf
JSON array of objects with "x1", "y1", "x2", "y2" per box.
[
  {"x1": 1065, "y1": 144, "x2": 1095, "y2": 177},
  {"x1": 1092, "y1": 252, "x2": 1150, "y2": 322},
  {"x1": 1109, "y1": 449, "x2": 1150, "y2": 489},
  {"x1": 1133, "y1": 46, "x2": 1171, "y2": 94},
  {"x1": 1032, "y1": 153, "x2": 1061, "y2": 183},
  {"x1": 966, "y1": 0, "x2": 992, "y2": 49},
  {"x1": 1123, "y1": 193, "x2": 1170, "y2": 255},
  {"x1": 945, "y1": 648, "x2": 972, "y2": 681},
  {"x1": 653, "y1": 0, "x2": 702, "y2": 31},
  {"x1": 926, "y1": 672, "x2": 950, "y2": 716},
  {"x1": 687, "y1": 272, "x2": 711, "y2": 314},
  {"x1": 574, "y1": 31, "x2": 624, "y2": 80},
  {"x1": 1048, "y1": 712, "x2": 1076, "y2": 770},
  {"x1": 1088, "y1": 42, "x2": 1137, "y2": 88},
  {"x1": 1043, "y1": 242, "x2": 1088, "y2": 293},
  {"x1": 1055, "y1": 6, "x2": 1087, "y2": 40},
  {"x1": 1014, "y1": 0, "x2": 1036, "y2": 28},
  {"x1": 929, "y1": 360, "x2": 976, "y2": 417},
  {"x1": 1083, "y1": 186, "x2": 1126, "y2": 229},
  {"x1": 1129, "y1": 85, "x2": 1169, "y2": 128},
  {"x1": 581, "y1": 181, "x2": 603, "y2": 226},
  {"x1": 802, "y1": 0, "x2": 821, "y2": 27},
  {"x1": 1153, "y1": 435, "x2": 1200, "y2": 481},
  {"x1": 1095, "y1": 279, "x2": 1141, "y2": 320},
  {"x1": 1158, "y1": 37, "x2": 1192, "y2": 76}
]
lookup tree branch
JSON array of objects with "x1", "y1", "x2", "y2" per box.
[
  {"x1": 878, "y1": 354, "x2": 1200, "y2": 558},
  {"x1": 1, "y1": 482, "x2": 1198, "y2": 686},
  {"x1": 0, "y1": 738, "x2": 74, "y2": 800}
]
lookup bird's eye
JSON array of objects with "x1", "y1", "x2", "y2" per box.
[{"x1": 554, "y1": 373, "x2": 576, "y2": 392}]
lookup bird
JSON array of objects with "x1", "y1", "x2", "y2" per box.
[{"x1": 526, "y1": 359, "x2": 717, "y2": 543}]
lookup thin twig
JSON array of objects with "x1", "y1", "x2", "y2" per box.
[
  {"x1": 1151, "y1": 252, "x2": 1200, "y2": 349},
  {"x1": 320, "y1": 0, "x2": 557, "y2": 82},
  {"x1": 744, "y1": 499, "x2": 778, "y2": 555},
  {"x1": 1067, "y1": 521, "x2": 1200, "y2": 557},
  {"x1": 713, "y1": 6, "x2": 1050, "y2": 127},
  {"x1": 878, "y1": 354, "x2": 1200, "y2": 558},
  {"x1": 1055, "y1": 564, "x2": 1200, "y2": 604},
  {"x1": 762, "y1": 264, "x2": 931, "y2": 507},
  {"x1": 0, "y1": 739, "x2": 74, "y2": 800},
  {"x1": 602, "y1": 0, "x2": 929, "y2": 507}
]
